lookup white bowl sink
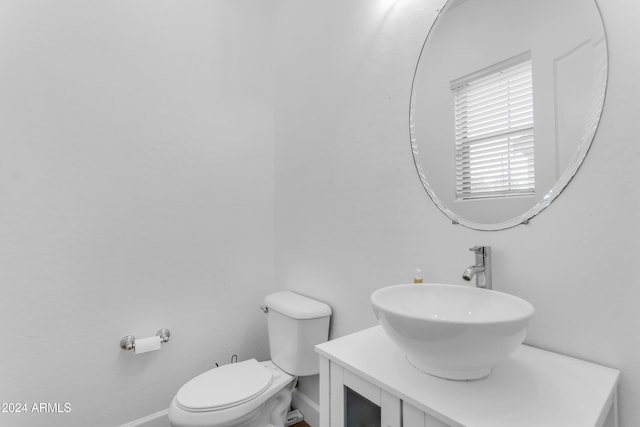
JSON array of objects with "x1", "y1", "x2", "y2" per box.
[{"x1": 371, "y1": 283, "x2": 534, "y2": 380}]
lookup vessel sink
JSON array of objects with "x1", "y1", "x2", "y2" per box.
[{"x1": 371, "y1": 283, "x2": 534, "y2": 380}]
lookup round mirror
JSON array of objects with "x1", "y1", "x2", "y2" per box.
[{"x1": 410, "y1": 0, "x2": 608, "y2": 230}]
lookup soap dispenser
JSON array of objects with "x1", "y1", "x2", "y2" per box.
[{"x1": 414, "y1": 269, "x2": 423, "y2": 284}]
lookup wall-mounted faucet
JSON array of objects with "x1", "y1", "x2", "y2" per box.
[{"x1": 462, "y1": 246, "x2": 492, "y2": 290}]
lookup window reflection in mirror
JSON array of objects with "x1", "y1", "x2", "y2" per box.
[{"x1": 452, "y1": 53, "x2": 535, "y2": 201}]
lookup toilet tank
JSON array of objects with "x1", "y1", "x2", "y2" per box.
[{"x1": 264, "y1": 291, "x2": 331, "y2": 376}]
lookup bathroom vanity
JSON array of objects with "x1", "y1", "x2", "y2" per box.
[{"x1": 316, "y1": 327, "x2": 619, "y2": 427}]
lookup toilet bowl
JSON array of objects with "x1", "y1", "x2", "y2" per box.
[
  {"x1": 168, "y1": 360, "x2": 296, "y2": 427},
  {"x1": 168, "y1": 291, "x2": 332, "y2": 427}
]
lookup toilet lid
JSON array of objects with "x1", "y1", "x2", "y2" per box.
[{"x1": 176, "y1": 359, "x2": 273, "y2": 412}]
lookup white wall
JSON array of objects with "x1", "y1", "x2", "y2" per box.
[
  {"x1": 274, "y1": 0, "x2": 640, "y2": 426},
  {"x1": 0, "y1": 1, "x2": 275, "y2": 426}
]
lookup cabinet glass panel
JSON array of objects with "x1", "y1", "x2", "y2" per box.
[{"x1": 345, "y1": 386, "x2": 381, "y2": 427}]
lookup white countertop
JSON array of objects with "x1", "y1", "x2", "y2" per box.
[{"x1": 316, "y1": 326, "x2": 619, "y2": 427}]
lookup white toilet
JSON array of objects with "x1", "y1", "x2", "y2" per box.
[{"x1": 168, "y1": 291, "x2": 332, "y2": 427}]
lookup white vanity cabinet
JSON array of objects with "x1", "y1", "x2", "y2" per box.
[{"x1": 316, "y1": 326, "x2": 619, "y2": 427}]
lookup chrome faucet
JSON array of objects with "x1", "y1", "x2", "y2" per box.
[{"x1": 462, "y1": 246, "x2": 492, "y2": 289}]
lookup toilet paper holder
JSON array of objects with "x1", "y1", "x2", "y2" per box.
[{"x1": 120, "y1": 328, "x2": 171, "y2": 351}]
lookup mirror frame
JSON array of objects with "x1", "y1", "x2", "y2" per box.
[{"x1": 409, "y1": 0, "x2": 609, "y2": 231}]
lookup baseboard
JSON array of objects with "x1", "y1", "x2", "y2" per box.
[
  {"x1": 291, "y1": 388, "x2": 320, "y2": 427},
  {"x1": 119, "y1": 408, "x2": 169, "y2": 427}
]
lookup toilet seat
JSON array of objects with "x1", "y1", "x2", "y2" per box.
[{"x1": 175, "y1": 359, "x2": 273, "y2": 412}]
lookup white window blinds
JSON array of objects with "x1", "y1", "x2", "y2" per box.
[{"x1": 452, "y1": 55, "x2": 535, "y2": 200}]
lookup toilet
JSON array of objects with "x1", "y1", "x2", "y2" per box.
[{"x1": 168, "y1": 291, "x2": 332, "y2": 427}]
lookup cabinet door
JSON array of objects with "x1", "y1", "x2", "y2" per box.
[
  {"x1": 344, "y1": 382, "x2": 381, "y2": 427},
  {"x1": 343, "y1": 369, "x2": 401, "y2": 427},
  {"x1": 324, "y1": 361, "x2": 401, "y2": 427},
  {"x1": 403, "y1": 401, "x2": 451, "y2": 427}
]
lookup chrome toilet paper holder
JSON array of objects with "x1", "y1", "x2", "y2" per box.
[{"x1": 120, "y1": 328, "x2": 171, "y2": 351}]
